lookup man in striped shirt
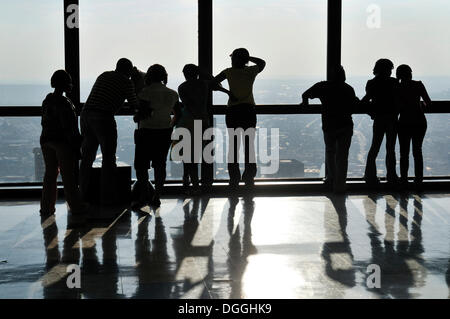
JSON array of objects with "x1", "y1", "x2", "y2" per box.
[{"x1": 80, "y1": 58, "x2": 139, "y2": 206}]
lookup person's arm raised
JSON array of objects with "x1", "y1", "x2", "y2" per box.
[{"x1": 248, "y1": 56, "x2": 266, "y2": 73}]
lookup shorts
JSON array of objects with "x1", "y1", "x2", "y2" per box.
[{"x1": 134, "y1": 128, "x2": 173, "y2": 170}]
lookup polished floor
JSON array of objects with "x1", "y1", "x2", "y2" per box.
[{"x1": 0, "y1": 192, "x2": 449, "y2": 299}]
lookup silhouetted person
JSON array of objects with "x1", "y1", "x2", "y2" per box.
[
  {"x1": 301, "y1": 66, "x2": 359, "y2": 193},
  {"x1": 40, "y1": 70, "x2": 88, "y2": 216},
  {"x1": 214, "y1": 48, "x2": 266, "y2": 189},
  {"x1": 80, "y1": 58, "x2": 140, "y2": 206},
  {"x1": 362, "y1": 58, "x2": 400, "y2": 185},
  {"x1": 396, "y1": 64, "x2": 432, "y2": 189},
  {"x1": 177, "y1": 64, "x2": 230, "y2": 194},
  {"x1": 134, "y1": 64, "x2": 180, "y2": 207},
  {"x1": 131, "y1": 66, "x2": 147, "y2": 95},
  {"x1": 177, "y1": 64, "x2": 209, "y2": 194}
]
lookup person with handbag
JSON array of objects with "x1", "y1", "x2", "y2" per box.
[{"x1": 40, "y1": 70, "x2": 88, "y2": 216}]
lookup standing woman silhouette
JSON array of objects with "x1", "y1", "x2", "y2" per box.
[
  {"x1": 40, "y1": 70, "x2": 88, "y2": 216},
  {"x1": 362, "y1": 59, "x2": 400, "y2": 185},
  {"x1": 214, "y1": 48, "x2": 266, "y2": 189},
  {"x1": 396, "y1": 64, "x2": 432, "y2": 189}
]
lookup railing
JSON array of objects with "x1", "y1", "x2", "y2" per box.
[
  {"x1": 1, "y1": 101, "x2": 450, "y2": 116},
  {"x1": 1, "y1": 102, "x2": 449, "y2": 187}
]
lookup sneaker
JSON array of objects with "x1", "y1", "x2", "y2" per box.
[
  {"x1": 150, "y1": 194, "x2": 161, "y2": 208},
  {"x1": 131, "y1": 199, "x2": 147, "y2": 210}
]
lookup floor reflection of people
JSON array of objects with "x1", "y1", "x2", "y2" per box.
[
  {"x1": 81, "y1": 221, "x2": 121, "y2": 299},
  {"x1": 170, "y1": 197, "x2": 215, "y2": 298},
  {"x1": 227, "y1": 195, "x2": 256, "y2": 298},
  {"x1": 40, "y1": 213, "x2": 81, "y2": 299},
  {"x1": 133, "y1": 213, "x2": 172, "y2": 298},
  {"x1": 446, "y1": 259, "x2": 450, "y2": 298},
  {"x1": 362, "y1": 194, "x2": 425, "y2": 298},
  {"x1": 321, "y1": 195, "x2": 356, "y2": 293}
]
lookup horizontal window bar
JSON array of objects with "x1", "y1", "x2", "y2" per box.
[
  {"x1": 1, "y1": 101, "x2": 450, "y2": 116},
  {"x1": 1, "y1": 176, "x2": 449, "y2": 188}
]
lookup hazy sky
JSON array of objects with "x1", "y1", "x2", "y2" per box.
[{"x1": 0, "y1": 0, "x2": 449, "y2": 86}]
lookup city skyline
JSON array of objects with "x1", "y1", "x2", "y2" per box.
[{"x1": 1, "y1": 0, "x2": 450, "y2": 86}]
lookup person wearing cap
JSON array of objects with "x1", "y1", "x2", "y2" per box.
[{"x1": 214, "y1": 48, "x2": 266, "y2": 189}]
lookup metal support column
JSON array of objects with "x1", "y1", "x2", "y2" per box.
[
  {"x1": 64, "y1": 0, "x2": 81, "y2": 111},
  {"x1": 327, "y1": 0, "x2": 342, "y2": 80},
  {"x1": 198, "y1": 0, "x2": 214, "y2": 186}
]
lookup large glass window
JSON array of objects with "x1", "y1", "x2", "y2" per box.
[
  {"x1": 347, "y1": 114, "x2": 450, "y2": 178},
  {"x1": 79, "y1": 0, "x2": 198, "y2": 101},
  {"x1": 0, "y1": 1, "x2": 64, "y2": 106},
  {"x1": 213, "y1": 0, "x2": 327, "y2": 105},
  {"x1": 0, "y1": 117, "x2": 41, "y2": 182},
  {"x1": 79, "y1": 0, "x2": 197, "y2": 181},
  {"x1": 213, "y1": 114, "x2": 325, "y2": 180},
  {"x1": 342, "y1": 0, "x2": 450, "y2": 100}
]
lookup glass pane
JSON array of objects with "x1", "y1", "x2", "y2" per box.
[
  {"x1": 0, "y1": 116, "x2": 183, "y2": 183},
  {"x1": 0, "y1": 117, "x2": 41, "y2": 182},
  {"x1": 347, "y1": 114, "x2": 449, "y2": 178},
  {"x1": 0, "y1": 1, "x2": 64, "y2": 106},
  {"x1": 213, "y1": 114, "x2": 325, "y2": 180},
  {"x1": 213, "y1": 0, "x2": 327, "y2": 105},
  {"x1": 212, "y1": 113, "x2": 450, "y2": 181},
  {"x1": 342, "y1": 0, "x2": 450, "y2": 100},
  {"x1": 79, "y1": 0, "x2": 197, "y2": 102},
  {"x1": 101, "y1": 117, "x2": 183, "y2": 181}
]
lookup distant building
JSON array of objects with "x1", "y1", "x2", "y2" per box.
[
  {"x1": 33, "y1": 147, "x2": 44, "y2": 182},
  {"x1": 169, "y1": 161, "x2": 183, "y2": 179},
  {"x1": 259, "y1": 159, "x2": 305, "y2": 178}
]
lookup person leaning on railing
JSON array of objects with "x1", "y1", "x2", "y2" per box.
[
  {"x1": 301, "y1": 65, "x2": 360, "y2": 194},
  {"x1": 79, "y1": 58, "x2": 141, "y2": 206},
  {"x1": 396, "y1": 64, "x2": 432, "y2": 190}
]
